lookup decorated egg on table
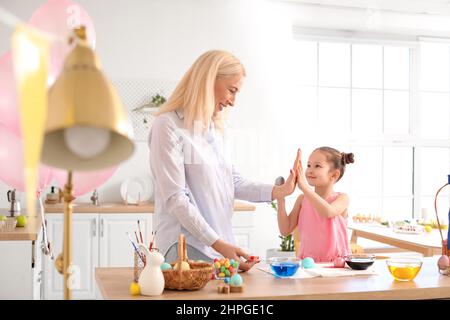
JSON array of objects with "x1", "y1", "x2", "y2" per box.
[
  {"x1": 302, "y1": 257, "x2": 315, "y2": 269},
  {"x1": 160, "y1": 262, "x2": 172, "y2": 270},
  {"x1": 438, "y1": 255, "x2": 450, "y2": 270},
  {"x1": 229, "y1": 273, "x2": 243, "y2": 287},
  {"x1": 333, "y1": 257, "x2": 345, "y2": 268},
  {"x1": 174, "y1": 261, "x2": 190, "y2": 271}
]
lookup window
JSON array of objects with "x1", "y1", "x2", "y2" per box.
[{"x1": 293, "y1": 36, "x2": 450, "y2": 221}]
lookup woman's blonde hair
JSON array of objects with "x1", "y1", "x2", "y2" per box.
[{"x1": 155, "y1": 50, "x2": 246, "y2": 131}]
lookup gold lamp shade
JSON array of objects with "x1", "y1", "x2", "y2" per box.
[{"x1": 41, "y1": 28, "x2": 134, "y2": 171}]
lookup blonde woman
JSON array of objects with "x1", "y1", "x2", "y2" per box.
[{"x1": 148, "y1": 50, "x2": 297, "y2": 271}]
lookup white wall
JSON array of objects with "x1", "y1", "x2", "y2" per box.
[
  {"x1": 0, "y1": 0, "x2": 301, "y2": 257},
  {"x1": 2, "y1": 0, "x2": 450, "y2": 257},
  {"x1": 0, "y1": 0, "x2": 298, "y2": 207}
]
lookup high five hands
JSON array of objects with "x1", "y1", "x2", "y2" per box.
[
  {"x1": 295, "y1": 149, "x2": 309, "y2": 191},
  {"x1": 273, "y1": 148, "x2": 308, "y2": 200},
  {"x1": 273, "y1": 149, "x2": 301, "y2": 200}
]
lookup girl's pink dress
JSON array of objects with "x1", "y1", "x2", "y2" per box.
[{"x1": 297, "y1": 192, "x2": 350, "y2": 262}]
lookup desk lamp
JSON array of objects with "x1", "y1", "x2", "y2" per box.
[{"x1": 40, "y1": 26, "x2": 134, "y2": 299}]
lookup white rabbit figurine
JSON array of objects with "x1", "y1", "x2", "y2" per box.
[{"x1": 138, "y1": 244, "x2": 165, "y2": 296}]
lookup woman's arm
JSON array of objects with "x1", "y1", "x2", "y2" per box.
[
  {"x1": 277, "y1": 195, "x2": 303, "y2": 236},
  {"x1": 233, "y1": 149, "x2": 302, "y2": 202},
  {"x1": 232, "y1": 167, "x2": 273, "y2": 202}
]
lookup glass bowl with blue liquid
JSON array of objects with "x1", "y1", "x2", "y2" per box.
[{"x1": 269, "y1": 257, "x2": 301, "y2": 277}]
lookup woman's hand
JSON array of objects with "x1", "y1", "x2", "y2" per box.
[
  {"x1": 296, "y1": 150, "x2": 309, "y2": 191},
  {"x1": 211, "y1": 239, "x2": 259, "y2": 271}
]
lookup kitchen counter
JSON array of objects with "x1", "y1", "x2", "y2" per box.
[
  {"x1": 95, "y1": 256, "x2": 450, "y2": 300},
  {"x1": 0, "y1": 215, "x2": 42, "y2": 241},
  {"x1": 44, "y1": 200, "x2": 256, "y2": 214}
]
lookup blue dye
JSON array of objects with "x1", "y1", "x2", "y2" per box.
[{"x1": 270, "y1": 262, "x2": 300, "y2": 277}]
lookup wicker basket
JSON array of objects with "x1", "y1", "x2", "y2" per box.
[{"x1": 162, "y1": 234, "x2": 214, "y2": 290}]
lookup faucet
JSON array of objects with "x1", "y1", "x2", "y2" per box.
[{"x1": 90, "y1": 189, "x2": 99, "y2": 206}]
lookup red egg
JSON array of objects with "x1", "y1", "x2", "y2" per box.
[
  {"x1": 438, "y1": 255, "x2": 450, "y2": 270},
  {"x1": 333, "y1": 257, "x2": 345, "y2": 268}
]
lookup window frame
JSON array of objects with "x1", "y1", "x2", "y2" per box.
[{"x1": 293, "y1": 30, "x2": 450, "y2": 220}]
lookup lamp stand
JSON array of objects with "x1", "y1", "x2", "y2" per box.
[{"x1": 54, "y1": 170, "x2": 75, "y2": 300}]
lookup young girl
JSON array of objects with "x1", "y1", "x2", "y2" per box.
[{"x1": 276, "y1": 147, "x2": 354, "y2": 262}]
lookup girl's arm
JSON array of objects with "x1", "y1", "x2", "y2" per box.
[
  {"x1": 277, "y1": 195, "x2": 303, "y2": 236},
  {"x1": 302, "y1": 189, "x2": 349, "y2": 219}
]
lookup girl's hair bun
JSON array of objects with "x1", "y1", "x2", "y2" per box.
[{"x1": 341, "y1": 152, "x2": 354, "y2": 165}]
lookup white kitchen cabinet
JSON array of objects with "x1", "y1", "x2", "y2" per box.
[
  {"x1": 43, "y1": 213, "x2": 151, "y2": 300},
  {"x1": 232, "y1": 211, "x2": 254, "y2": 253},
  {"x1": 0, "y1": 228, "x2": 44, "y2": 300},
  {"x1": 99, "y1": 214, "x2": 151, "y2": 267},
  {"x1": 44, "y1": 214, "x2": 98, "y2": 300}
]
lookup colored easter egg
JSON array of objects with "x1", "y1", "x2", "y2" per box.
[
  {"x1": 224, "y1": 261, "x2": 230, "y2": 268},
  {"x1": 214, "y1": 261, "x2": 221, "y2": 268},
  {"x1": 160, "y1": 262, "x2": 172, "y2": 270},
  {"x1": 230, "y1": 259, "x2": 235, "y2": 265},
  {"x1": 333, "y1": 257, "x2": 345, "y2": 268},
  {"x1": 220, "y1": 266, "x2": 226, "y2": 272},
  {"x1": 229, "y1": 274, "x2": 243, "y2": 287},
  {"x1": 228, "y1": 266, "x2": 234, "y2": 274},
  {"x1": 233, "y1": 261, "x2": 239, "y2": 268},
  {"x1": 218, "y1": 272, "x2": 226, "y2": 278},
  {"x1": 174, "y1": 261, "x2": 190, "y2": 271},
  {"x1": 438, "y1": 255, "x2": 450, "y2": 270},
  {"x1": 225, "y1": 269, "x2": 231, "y2": 276},
  {"x1": 224, "y1": 277, "x2": 230, "y2": 284},
  {"x1": 302, "y1": 257, "x2": 315, "y2": 269},
  {"x1": 129, "y1": 281, "x2": 140, "y2": 295}
]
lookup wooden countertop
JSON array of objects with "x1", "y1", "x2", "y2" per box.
[
  {"x1": 95, "y1": 256, "x2": 450, "y2": 300},
  {"x1": 44, "y1": 200, "x2": 256, "y2": 214},
  {"x1": 349, "y1": 223, "x2": 442, "y2": 257},
  {"x1": 0, "y1": 215, "x2": 42, "y2": 241}
]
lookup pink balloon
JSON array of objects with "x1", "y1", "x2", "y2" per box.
[
  {"x1": 0, "y1": 52, "x2": 21, "y2": 137},
  {"x1": 0, "y1": 124, "x2": 54, "y2": 192},
  {"x1": 52, "y1": 166, "x2": 117, "y2": 197},
  {"x1": 28, "y1": 0, "x2": 96, "y2": 82}
]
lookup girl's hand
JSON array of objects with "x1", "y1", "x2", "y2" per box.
[
  {"x1": 272, "y1": 149, "x2": 301, "y2": 200},
  {"x1": 211, "y1": 239, "x2": 259, "y2": 271},
  {"x1": 296, "y1": 151, "x2": 309, "y2": 191}
]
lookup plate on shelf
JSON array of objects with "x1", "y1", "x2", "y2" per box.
[{"x1": 120, "y1": 175, "x2": 154, "y2": 204}]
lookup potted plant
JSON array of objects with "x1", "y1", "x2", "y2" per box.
[
  {"x1": 132, "y1": 93, "x2": 168, "y2": 129},
  {"x1": 151, "y1": 94, "x2": 166, "y2": 107},
  {"x1": 266, "y1": 201, "x2": 297, "y2": 260}
]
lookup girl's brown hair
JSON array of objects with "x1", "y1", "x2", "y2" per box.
[{"x1": 314, "y1": 146, "x2": 355, "y2": 181}]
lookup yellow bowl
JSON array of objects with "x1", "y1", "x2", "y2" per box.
[{"x1": 386, "y1": 258, "x2": 422, "y2": 281}]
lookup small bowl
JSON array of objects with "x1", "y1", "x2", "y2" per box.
[
  {"x1": 269, "y1": 257, "x2": 301, "y2": 277},
  {"x1": 344, "y1": 254, "x2": 375, "y2": 270},
  {"x1": 386, "y1": 258, "x2": 423, "y2": 281}
]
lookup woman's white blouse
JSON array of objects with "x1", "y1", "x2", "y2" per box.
[{"x1": 148, "y1": 110, "x2": 273, "y2": 259}]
